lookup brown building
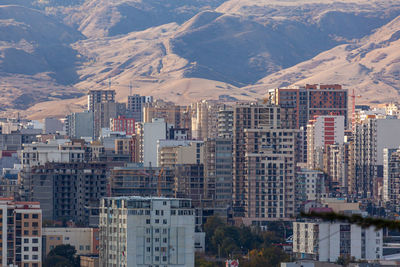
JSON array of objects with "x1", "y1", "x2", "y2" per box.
[
  {"x1": 268, "y1": 84, "x2": 348, "y2": 128},
  {"x1": 143, "y1": 100, "x2": 190, "y2": 129},
  {"x1": 232, "y1": 102, "x2": 285, "y2": 215}
]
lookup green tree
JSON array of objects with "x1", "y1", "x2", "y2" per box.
[{"x1": 46, "y1": 244, "x2": 80, "y2": 267}]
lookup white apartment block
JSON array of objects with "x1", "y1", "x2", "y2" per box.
[
  {"x1": 143, "y1": 118, "x2": 167, "y2": 167},
  {"x1": 293, "y1": 222, "x2": 382, "y2": 262},
  {"x1": 99, "y1": 196, "x2": 195, "y2": 267},
  {"x1": 21, "y1": 141, "x2": 84, "y2": 167},
  {"x1": 307, "y1": 116, "x2": 344, "y2": 170}
]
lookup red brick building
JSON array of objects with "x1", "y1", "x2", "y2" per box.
[{"x1": 110, "y1": 116, "x2": 135, "y2": 135}]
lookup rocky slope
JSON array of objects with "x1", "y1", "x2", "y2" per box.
[
  {"x1": 252, "y1": 15, "x2": 400, "y2": 103},
  {"x1": 2, "y1": 0, "x2": 400, "y2": 118}
]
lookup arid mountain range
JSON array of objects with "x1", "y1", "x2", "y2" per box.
[{"x1": 1, "y1": 0, "x2": 400, "y2": 118}]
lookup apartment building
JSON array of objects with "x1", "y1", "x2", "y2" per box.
[
  {"x1": 306, "y1": 116, "x2": 345, "y2": 170},
  {"x1": 20, "y1": 162, "x2": 108, "y2": 226},
  {"x1": 203, "y1": 138, "x2": 233, "y2": 209},
  {"x1": 42, "y1": 227, "x2": 99, "y2": 257},
  {"x1": 293, "y1": 222, "x2": 382, "y2": 262},
  {"x1": 109, "y1": 163, "x2": 175, "y2": 198},
  {"x1": 65, "y1": 111, "x2": 94, "y2": 139},
  {"x1": 87, "y1": 90, "x2": 115, "y2": 111},
  {"x1": 268, "y1": 84, "x2": 348, "y2": 128},
  {"x1": 21, "y1": 141, "x2": 85, "y2": 167},
  {"x1": 99, "y1": 196, "x2": 195, "y2": 267},
  {"x1": 191, "y1": 100, "x2": 219, "y2": 140},
  {"x1": 110, "y1": 116, "x2": 135, "y2": 135},
  {"x1": 93, "y1": 102, "x2": 126, "y2": 139},
  {"x1": 353, "y1": 117, "x2": 400, "y2": 198},
  {"x1": 158, "y1": 141, "x2": 204, "y2": 168},
  {"x1": 0, "y1": 198, "x2": 42, "y2": 267},
  {"x1": 232, "y1": 102, "x2": 280, "y2": 214},
  {"x1": 141, "y1": 118, "x2": 167, "y2": 167},
  {"x1": 127, "y1": 94, "x2": 153, "y2": 122},
  {"x1": 143, "y1": 100, "x2": 189, "y2": 129},
  {"x1": 383, "y1": 148, "x2": 400, "y2": 208},
  {"x1": 217, "y1": 105, "x2": 233, "y2": 139},
  {"x1": 244, "y1": 126, "x2": 298, "y2": 220},
  {"x1": 174, "y1": 164, "x2": 204, "y2": 207},
  {"x1": 295, "y1": 169, "x2": 326, "y2": 205}
]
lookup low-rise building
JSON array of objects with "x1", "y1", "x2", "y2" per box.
[{"x1": 43, "y1": 227, "x2": 99, "y2": 257}]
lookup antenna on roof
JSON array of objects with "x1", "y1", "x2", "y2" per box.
[{"x1": 129, "y1": 81, "x2": 132, "y2": 96}]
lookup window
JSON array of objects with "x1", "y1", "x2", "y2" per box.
[
  {"x1": 155, "y1": 219, "x2": 159, "y2": 224},
  {"x1": 146, "y1": 219, "x2": 150, "y2": 224},
  {"x1": 65, "y1": 237, "x2": 69, "y2": 241},
  {"x1": 146, "y1": 247, "x2": 151, "y2": 252},
  {"x1": 24, "y1": 238, "x2": 29, "y2": 243},
  {"x1": 86, "y1": 245, "x2": 90, "y2": 251},
  {"x1": 32, "y1": 214, "x2": 38, "y2": 219},
  {"x1": 24, "y1": 230, "x2": 29, "y2": 235},
  {"x1": 24, "y1": 222, "x2": 29, "y2": 227},
  {"x1": 32, "y1": 255, "x2": 38, "y2": 260},
  {"x1": 33, "y1": 230, "x2": 38, "y2": 236},
  {"x1": 24, "y1": 247, "x2": 29, "y2": 251},
  {"x1": 32, "y1": 238, "x2": 38, "y2": 244},
  {"x1": 79, "y1": 245, "x2": 84, "y2": 250},
  {"x1": 32, "y1": 222, "x2": 38, "y2": 227},
  {"x1": 24, "y1": 255, "x2": 29, "y2": 260},
  {"x1": 24, "y1": 214, "x2": 29, "y2": 219},
  {"x1": 163, "y1": 219, "x2": 167, "y2": 224},
  {"x1": 24, "y1": 264, "x2": 29, "y2": 267}
]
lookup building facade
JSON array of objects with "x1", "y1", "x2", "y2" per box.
[
  {"x1": 0, "y1": 198, "x2": 42, "y2": 267},
  {"x1": 87, "y1": 90, "x2": 115, "y2": 111},
  {"x1": 42, "y1": 227, "x2": 99, "y2": 257},
  {"x1": 127, "y1": 94, "x2": 153, "y2": 122},
  {"x1": 110, "y1": 116, "x2": 135, "y2": 135},
  {"x1": 293, "y1": 222, "x2": 382, "y2": 262},
  {"x1": 20, "y1": 162, "x2": 108, "y2": 226},
  {"x1": 99, "y1": 196, "x2": 195, "y2": 267}
]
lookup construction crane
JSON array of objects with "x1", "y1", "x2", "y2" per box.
[
  {"x1": 157, "y1": 168, "x2": 164, "y2": 197},
  {"x1": 350, "y1": 89, "x2": 362, "y2": 130}
]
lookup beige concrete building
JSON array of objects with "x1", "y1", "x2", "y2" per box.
[
  {"x1": 42, "y1": 227, "x2": 99, "y2": 257},
  {"x1": 158, "y1": 142, "x2": 204, "y2": 168},
  {"x1": 191, "y1": 100, "x2": 219, "y2": 140},
  {"x1": 80, "y1": 255, "x2": 99, "y2": 267}
]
